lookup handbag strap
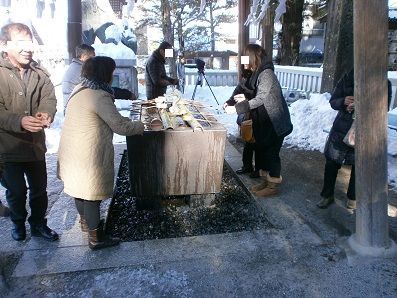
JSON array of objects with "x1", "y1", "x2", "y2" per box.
[{"x1": 65, "y1": 86, "x2": 87, "y2": 112}]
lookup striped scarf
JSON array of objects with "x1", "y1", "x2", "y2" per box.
[{"x1": 80, "y1": 77, "x2": 115, "y2": 100}]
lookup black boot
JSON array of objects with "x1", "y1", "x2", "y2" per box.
[{"x1": 88, "y1": 220, "x2": 120, "y2": 250}]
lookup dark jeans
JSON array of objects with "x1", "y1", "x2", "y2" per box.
[
  {"x1": 242, "y1": 142, "x2": 259, "y2": 170},
  {"x1": 74, "y1": 198, "x2": 101, "y2": 230},
  {"x1": 256, "y1": 137, "x2": 284, "y2": 178},
  {"x1": 320, "y1": 157, "x2": 355, "y2": 200},
  {"x1": 1, "y1": 160, "x2": 48, "y2": 227}
]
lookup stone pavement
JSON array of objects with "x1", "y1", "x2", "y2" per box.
[{"x1": 1, "y1": 142, "x2": 397, "y2": 297}]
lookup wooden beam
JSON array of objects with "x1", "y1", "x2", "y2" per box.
[
  {"x1": 353, "y1": 0, "x2": 391, "y2": 251},
  {"x1": 67, "y1": 0, "x2": 82, "y2": 64},
  {"x1": 238, "y1": 0, "x2": 250, "y2": 80}
]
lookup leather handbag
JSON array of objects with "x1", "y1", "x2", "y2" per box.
[{"x1": 240, "y1": 119, "x2": 255, "y2": 143}]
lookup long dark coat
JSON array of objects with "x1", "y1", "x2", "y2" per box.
[{"x1": 324, "y1": 69, "x2": 355, "y2": 165}]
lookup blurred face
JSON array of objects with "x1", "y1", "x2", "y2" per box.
[
  {"x1": 4, "y1": 29, "x2": 33, "y2": 70},
  {"x1": 80, "y1": 50, "x2": 95, "y2": 62}
]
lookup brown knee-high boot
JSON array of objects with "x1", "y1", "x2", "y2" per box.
[
  {"x1": 255, "y1": 174, "x2": 282, "y2": 198},
  {"x1": 88, "y1": 220, "x2": 120, "y2": 250},
  {"x1": 250, "y1": 170, "x2": 269, "y2": 192},
  {"x1": 80, "y1": 215, "x2": 88, "y2": 232}
]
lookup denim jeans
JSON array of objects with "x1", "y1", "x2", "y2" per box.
[{"x1": 1, "y1": 160, "x2": 48, "y2": 227}]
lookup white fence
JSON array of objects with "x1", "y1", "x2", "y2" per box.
[{"x1": 185, "y1": 67, "x2": 397, "y2": 109}]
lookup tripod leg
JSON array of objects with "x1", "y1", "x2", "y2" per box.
[
  {"x1": 202, "y1": 75, "x2": 219, "y2": 105},
  {"x1": 191, "y1": 75, "x2": 200, "y2": 101}
]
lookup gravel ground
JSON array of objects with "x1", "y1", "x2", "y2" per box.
[{"x1": 106, "y1": 146, "x2": 272, "y2": 241}]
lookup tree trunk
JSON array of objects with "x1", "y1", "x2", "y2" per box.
[
  {"x1": 261, "y1": 6, "x2": 275, "y2": 59},
  {"x1": 209, "y1": 2, "x2": 215, "y2": 69},
  {"x1": 279, "y1": 0, "x2": 304, "y2": 65},
  {"x1": 321, "y1": 0, "x2": 353, "y2": 93},
  {"x1": 161, "y1": 0, "x2": 177, "y2": 79}
]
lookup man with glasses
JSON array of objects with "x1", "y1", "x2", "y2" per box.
[{"x1": 0, "y1": 22, "x2": 58, "y2": 241}]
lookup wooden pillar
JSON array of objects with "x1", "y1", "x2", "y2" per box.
[
  {"x1": 238, "y1": 0, "x2": 250, "y2": 81},
  {"x1": 67, "y1": 0, "x2": 82, "y2": 64},
  {"x1": 350, "y1": 0, "x2": 397, "y2": 257}
]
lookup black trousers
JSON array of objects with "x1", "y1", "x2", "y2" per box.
[
  {"x1": 242, "y1": 142, "x2": 260, "y2": 170},
  {"x1": 320, "y1": 157, "x2": 355, "y2": 200},
  {"x1": 256, "y1": 137, "x2": 284, "y2": 178},
  {"x1": 1, "y1": 160, "x2": 48, "y2": 227}
]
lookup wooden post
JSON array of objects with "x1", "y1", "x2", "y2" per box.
[
  {"x1": 238, "y1": 0, "x2": 250, "y2": 81},
  {"x1": 350, "y1": 0, "x2": 397, "y2": 257},
  {"x1": 67, "y1": 0, "x2": 82, "y2": 64}
]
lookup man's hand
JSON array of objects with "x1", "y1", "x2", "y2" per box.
[
  {"x1": 35, "y1": 112, "x2": 51, "y2": 128},
  {"x1": 22, "y1": 116, "x2": 45, "y2": 132},
  {"x1": 344, "y1": 96, "x2": 354, "y2": 106}
]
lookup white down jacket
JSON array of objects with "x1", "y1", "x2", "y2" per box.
[{"x1": 57, "y1": 85, "x2": 144, "y2": 201}]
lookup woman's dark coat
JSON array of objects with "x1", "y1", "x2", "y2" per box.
[{"x1": 324, "y1": 69, "x2": 355, "y2": 165}]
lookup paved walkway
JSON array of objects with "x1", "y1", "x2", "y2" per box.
[{"x1": 1, "y1": 142, "x2": 397, "y2": 297}]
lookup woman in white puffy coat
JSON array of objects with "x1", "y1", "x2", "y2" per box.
[{"x1": 57, "y1": 56, "x2": 144, "y2": 249}]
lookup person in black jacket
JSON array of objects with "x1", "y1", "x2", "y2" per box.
[
  {"x1": 145, "y1": 41, "x2": 179, "y2": 100},
  {"x1": 224, "y1": 67, "x2": 260, "y2": 178},
  {"x1": 318, "y1": 69, "x2": 392, "y2": 209},
  {"x1": 317, "y1": 69, "x2": 356, "y2": 209},
  {"x1": 225, "y1": 44, "x2": 293, "y2": 198}
]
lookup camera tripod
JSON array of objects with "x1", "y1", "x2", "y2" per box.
[{"x1": 191, "y1": 69, "x2": 219, "y2": 105}]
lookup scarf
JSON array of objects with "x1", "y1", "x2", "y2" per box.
[
  {"x1": 237, "y1": 56, "x2": 275, "y2": 100},
  {"x1": 80, "y1": 77, "x2": 115, "y2": 100}
]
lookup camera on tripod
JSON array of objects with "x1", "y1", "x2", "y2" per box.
[{"x1": 185, "y1": 58, "x2": 206, "y2": 74}]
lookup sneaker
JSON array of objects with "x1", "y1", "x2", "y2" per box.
[{"x1": 347, "y1": 199, "x2": 356, "y2": 210}]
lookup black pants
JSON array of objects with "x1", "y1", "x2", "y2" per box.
[
  {"x1": 1, "y1": 160, "x2": 48, "y2": 227},
  {"x1": 256, "y1": 137, "x2": 284, "y2": 178},
  {"x1": 320, "y1": 157, "x2": 355, "y2": 200},
  {"x1": 242, "y1": 142, "x2": 260, "y2": 170},
  {"x1": 74, "y1": 198, "x2": 101, "y2": 230}
]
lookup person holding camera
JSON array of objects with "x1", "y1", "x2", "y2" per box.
[{"x1": 145, "y1": 41, "x2": 179, "y2": 100}]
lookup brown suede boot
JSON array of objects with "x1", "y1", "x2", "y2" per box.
[
  {"x1": 250, "y1": 170, "x2": 269, "y2": 192},
  {"x1": 80, "y1": 215, "x2": 88, "y2": 232},
  {"x1": 255, "y1": 174, "x2": 282, "y2": 198},
  {"x1": 88, "y1": 220, "x2": 120, "y2": 250},
  {"x1": 0, "y1": 204, "x2": 10, "y2": 217}
]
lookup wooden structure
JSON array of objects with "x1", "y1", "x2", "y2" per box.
[{"x1": 349, "y1": 0, "x2": 396, "y2": 256}]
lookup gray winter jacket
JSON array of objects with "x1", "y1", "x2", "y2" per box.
[
  {"x1": 0, "y1": 57, "x2": 56, "y2": 162},
  {"x1": 61, "y1": 58, "x2": 83, "y2": 109}
]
